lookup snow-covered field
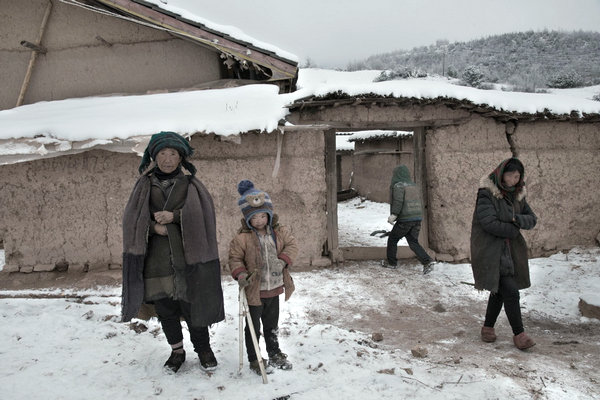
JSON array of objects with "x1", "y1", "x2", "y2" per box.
[
  {"x1": 1, "y1": 247, "x2": 599, "y2": 400},
  {"x1": 1, "y1": 185, "x2": 598, "y2": 399}
]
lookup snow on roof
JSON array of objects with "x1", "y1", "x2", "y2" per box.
[
  {"x1": 336, "y1": 130, "x2": 413, "y2": 151},
  {"x1": 346, "y1": 130, "x2": 413, "y2": 142},
  {"x1": 295, "y1": 69, "x2": 600, "y2": 117},
  {"x1": 141, "y1": 0, "x2": 298, "y2": 63},
  {"x1": 335, "y1": 134, "x2": 354, "y2": 151},
  {"x1": 0, "y1": 84, "x2": 287, "y2": 164},
  {"x1": 2, "y1": 68, "x2": 600, "y2": 165}
]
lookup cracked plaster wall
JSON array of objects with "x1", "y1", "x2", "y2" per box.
[
  {"x1": 0, "y1": 129, "x2": 328, "y2": 273},
  {"x1": 426, "y1": 115, "x2": 600, "y2": 260}
]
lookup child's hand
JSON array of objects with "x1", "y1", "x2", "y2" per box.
[
  {"x1": 237, "y1": 272, "x2": 254, "y2": 288},
  {"x1": 387, "y1": 214, "x2": 397, "y2": 225}
]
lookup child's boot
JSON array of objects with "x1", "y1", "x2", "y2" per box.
[
  {"x1": 269, "y1": 352, "x2": 292, "y2": 370},
  {"x1": 249, "y1": 358, "x2": 273, "y2": 375}
]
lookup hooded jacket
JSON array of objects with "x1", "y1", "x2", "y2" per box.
[
  {"x1": 228, "y1": 214, "x2": 298, "y2": 306},
  {"x1": 470, "y1": 162, "x2": 537, "y2": 293},
  {"x1": 389, "y1": 165, "x2": 423, "y2": 221}
]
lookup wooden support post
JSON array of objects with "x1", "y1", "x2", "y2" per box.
[
  {"x1": 324, "y1": 128, "x2": 342, "y2": 262},
  {"x1": 412, "y1": 127, "x2": 430, "y2": 250},
  {"x1": 16, "y1": 0, "x2": 53, "y2": 107}
]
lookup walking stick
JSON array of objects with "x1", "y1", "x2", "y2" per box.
[
  {"x1": 238, "y1": 288, "x2": 244, "y2": 374},
  {"x1": 239, "y1": 287, "x2": 268, "y2": 384}
]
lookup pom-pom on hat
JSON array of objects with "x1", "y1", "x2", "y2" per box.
[
  {"x1": 138, "y1": 131, "x2": 196, "y2": 175},
  {"x1": 237, "y1": 180, "x2": 273, "y2": 228}
]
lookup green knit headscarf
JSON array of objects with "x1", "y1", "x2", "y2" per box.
[
  {"x1": 138, "y1": 131, "x2": 196, "y2": 176},
  {"x1": 489, "y1": 157, "x2": 524, "y2": 196}
]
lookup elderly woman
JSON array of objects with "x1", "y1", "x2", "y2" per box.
[
  {"x1": 471, "y1": 157, "x2": 537, "y2": 350},
  {"x1": 121, "y1": 131, "x2": 224, "y2": 373}
]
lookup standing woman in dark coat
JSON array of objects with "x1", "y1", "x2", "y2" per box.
[
  {"x1": 470, "y1": 157, "x2": 537, "y2": 350},
  {"x1": 121, "y1": 131, "x2": 225, "y2": 373}
]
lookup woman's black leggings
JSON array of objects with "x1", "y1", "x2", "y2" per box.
[
  {"x1": 484, "y1": 275, "x2": 524, "y2": 336},
  {"x1": 153, "y1": 297, "x2": 211, "y2": 354}
]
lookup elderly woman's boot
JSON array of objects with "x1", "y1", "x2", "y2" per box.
[{"x1": 164, "y1": 348, "x2": 186, "y2": 373}]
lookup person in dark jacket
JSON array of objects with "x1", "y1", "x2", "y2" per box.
[
  {"x1": 470, "y1": 157, "x2": 537, "y2": 350},
  {"x1": 121, "y1": 131, "x2": 224, "y2": 373},
  {"x1": 382, "y1": 164, "x2": 436, "y2": 274}
]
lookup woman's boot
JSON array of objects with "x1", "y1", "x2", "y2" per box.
[
  {"x1": 513, "y1": 332, "x2": 536, "y2": 350},
  {"x1": 481, "y1": 326, "x2": 497, "y2": 343}
]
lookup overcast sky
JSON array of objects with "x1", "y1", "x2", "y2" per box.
[{"x1": 171, "y1": 0, "x2": 600, "y2": 68}]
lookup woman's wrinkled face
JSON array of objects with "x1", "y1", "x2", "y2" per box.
[
  {"x1": 249, "y1": 212, "x2": 269, "y2": 231},
  {"x1": 502, "y1": 170, "x2": 521, "y2": 188},
  {"x1": 155, "y1": 147, "x2": 181, "y2": 174}
]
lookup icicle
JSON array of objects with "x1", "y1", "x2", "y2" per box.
[
  {"x1": 271, "y1": 130, "x2": 283, "y2": 178},
  {"x1": 36, "y1": 144, "x2": 48, "y2": 155}
]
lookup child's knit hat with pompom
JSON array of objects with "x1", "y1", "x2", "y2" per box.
[{"x1": 237, "y1": 180, "x2": 273, "y2": 227}]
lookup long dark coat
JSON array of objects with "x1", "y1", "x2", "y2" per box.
[{"x1": 470, "y1": 175, "x2": 537, "y2": 293}]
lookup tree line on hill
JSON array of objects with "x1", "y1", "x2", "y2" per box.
[{"x1": 345, "y1": 30, "x2": 600, "y2": 93}]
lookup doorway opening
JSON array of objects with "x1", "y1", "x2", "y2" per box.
[{"x1": 331, "y1": 127, "x2": 430, "y2": 262}]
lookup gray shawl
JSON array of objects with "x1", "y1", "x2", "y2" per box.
[{"x1": 121, "y1": 174, "x2": 224, "y2": 327}]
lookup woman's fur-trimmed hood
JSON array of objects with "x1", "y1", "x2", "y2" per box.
[{"x1": 479, "y1": 174, "x2": 527, "y2": 201}]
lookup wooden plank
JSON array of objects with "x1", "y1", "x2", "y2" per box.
[
  {"x1": 412, "y1": 127, "x2": 430, "y2": 250},
  {"x1": 352, "y1": 150, "x2": 413, "y2": 156},
  {"x1": 95, "y1": 0, "x2": 297, "y2": 80},
  {"x1": 324, "y1": 128, "x2": 342, "y2": 262},
  {"x1": 16, "y1": 0, "x2": 52, "y2": 107},
  {"x1": 341, "y1": 246, "x2": 436, "y2": 261},
  {"x1": 287, "y1": 119, "x2": 468, "y2": 130}
]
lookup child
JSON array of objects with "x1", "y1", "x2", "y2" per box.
[
  {"x1": 382, "y1": 164, "x2": 436, "y2": 274},
  {"x1": 228, "y1": 180, "x2": 298, "y2": 374}
]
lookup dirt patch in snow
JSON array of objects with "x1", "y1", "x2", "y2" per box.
[{"x1": 304, "y1": 260, "x2": 600, "y2": 398}]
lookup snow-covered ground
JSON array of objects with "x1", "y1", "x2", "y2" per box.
[
  {"x1": 1, "y1": 247, "x2": 599, "y2": 399},
  {"x1": 338, "y1": 198, "x2": 407, "y2": 247},
  {"x1": 1, "y1": 156, "x2": 598, "y2": 400},
  {"x1": 1, "y1": 201, "x2": 599, "y2": 399}
]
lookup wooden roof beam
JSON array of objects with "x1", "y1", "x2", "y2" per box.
[
  {"x1": 287, "y1": 119, "x2": 470, "y2": 130},
  {"x1": 94, "y1": 0, "x2": 298, "y2": 80}
]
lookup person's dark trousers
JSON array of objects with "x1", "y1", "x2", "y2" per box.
[
  {"x1": 484, "y1": 275, "x2": 524, "y2": 335},
  {"x1": 386, "y1": 220, "x2": 433, "y2": 266},
  {"x1": 245, "y1": 296, "x2": 281, "y2": 362},
  {"x1": 153, "y1": 297, "x2": 211, "y2": 354}
]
